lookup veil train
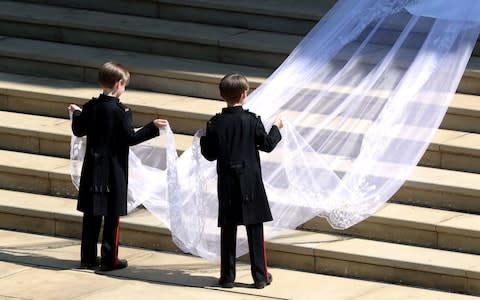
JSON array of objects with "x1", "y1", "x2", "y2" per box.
[{"x1": 71, "y1": 0, "x2": 480, "y2": 260}]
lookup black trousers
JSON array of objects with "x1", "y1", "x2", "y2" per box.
[
  {"x1": 81, "y1": 214, "x2": 120, "y2": 266},
  {"x1": 220, "y1": 223, "x2": 268, "y2": 283}
]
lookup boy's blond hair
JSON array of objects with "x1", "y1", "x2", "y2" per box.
[
  {"x1": 219, "y1": 74, "x2": 249, "y2": 105},
  {"x1": 98, "y1": 62, "x2": 130, "y2": 89}
]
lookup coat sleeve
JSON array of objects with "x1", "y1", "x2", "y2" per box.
[
  {"x1": 255, "y1": 116, "x2": 282, "y2": 153},
  {"x1": 200, "y1": 120, "x2": 219, "y2": 161},
  {"x1": 122, "y1": 111, "x2": 159, "y2": 146},
  {"x1": 72, "y1": 109, "x2": 87, "y2": 137}
]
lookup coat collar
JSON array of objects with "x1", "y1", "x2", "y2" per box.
[
  {"x1": 222, "y1": 105, "x2": 245, "y2": 114},
  {"x1": 98, "y1": 93, "x2": 119, "y2": 102}
]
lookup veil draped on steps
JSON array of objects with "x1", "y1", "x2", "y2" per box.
[{"x1": 70, "y1": 0, "x2": 480, "y2": 260}]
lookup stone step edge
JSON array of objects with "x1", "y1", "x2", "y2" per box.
[
  {"x1": 0, "y1": 1, "x2": 300, "y2": 55},
  {"x1": 2, "y1": 105, "x2": 476, "y2": 238},
  {"x1": 2, "y1": 72, "x2": 480, "y2": 148},
  {"x1": 154, "y1": 0, "x2": 327, "y2": 20},
  {"x1": 5, "y1": 179, "x2": 480, "y2": 249},
  {"x1": 0, "y1": 110, "x2": 194, "y2": 154},
  {"x1": 1, "y1": 146, "x2": 480, "y2": 198},
  {"x1": 0, "y1": 146, "x2": 477, "y2": 243},
  {"x1": 2, "y1": 36, "x2": 480, "y2": 104},
  {"x1": 301, "y1": 203, "x2": 480, "y2": 255},
  {"x1": 0, "y1": 72, "x2": 222, "y2": 122},
  {"x1": 0, "y1": 36, "x2": 270, "y2": 87},
  {"x1": 1, "y1": 189, "x2": 480, "y2": 281},
  {"x1": 11, "y1": 0, "x2": 326, "y2": 22},
  {"x1": 1, "y1": 71, "x2": 479, "y2": 120},
  {"x1": 1, "y1": 37, "x2": 480, "y2": 115},
  {"x1": 1, "y1": 110, "x2": 479, "y2": 170},
  {"x1": 5, "y1": 1, "x2": 454, "y2": 73},
  {"x1": 3, "y1": 36, "x2": 480, "y2": 90},
  {"x1": 3, "y1": 230, "x2": 479, "y2": 300}
]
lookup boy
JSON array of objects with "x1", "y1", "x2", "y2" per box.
[
  {"x1": 68, "y1": 62, "x2": 168, "y2": 271},
  {"x1": 200, "y1": 73, "x2": 283, "y2": 289}
]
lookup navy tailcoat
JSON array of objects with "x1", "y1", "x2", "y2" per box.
[
  {"x1": 200, "y1": 106, "x2": 281, "y2": 226},
  {"x1": 72, "y1": 94, "x2": 158, "y2": 216}
]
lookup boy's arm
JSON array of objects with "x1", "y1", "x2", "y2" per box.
[
  {"x1": 255, "y1": 116, "x2": 282, "y2": 153},
  {"x1": 200, "y1": 121, "x2": 218, "y2": 161},
  {"x1": 122, "y1": 111, "x2": 159, "y2": 146}
]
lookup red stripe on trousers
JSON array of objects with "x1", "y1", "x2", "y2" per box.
[
  {"x1": 262, "y1": 229, "x2": 268, "y2": 279},
  {"x1": 114, "y1": 217, "x2": 119, "y2": 264}
]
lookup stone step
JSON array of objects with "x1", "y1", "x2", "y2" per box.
[
  {"x1": 1, "y1": 72, "x2": 480, "y2": 134},
  {"x1": 1, "y1": 36, "x2": 480, "y2": 100},
  {"x1": 391, "y1": 166, "x2": 480, "y2": 213},
  {"x1": 11, "y1": 0, "x2": 480, "y2": 62},
  {"x1": 302, "y1": 202, "x2": 480, "y2": 255},
  {"x1": 425, "y1": 129, "x2": 480, "y2": 174},
  {"x1": 1, "y1": 230, "x2": 476, "y2": 300},
  {"x1": 6, "y1": 0, "x2": 480, "y2": 58},
  {"x1": 0, "y1": 72, "x2": 223, "y2": 135},
  {"x1": 6, "y1": 0, "x2": 331, "y2": 35},
  {"x1": 0, "y1": 148, "x2": 479, "y2": 212},
  {"x1": 2, "y1": 189, "x2": 480, "y2": 295},
  {"x1": 0, "y1": 36, "x2": 270, "y2": 100},
  {"x1": 1, "y1": 110, "x2": 479, "y2": 174},
  {"x1": 6, "y1": 0, "x2": 480, "y2": 72},
  {"x1": 0, "y1": 111, "x2": 193, "y2": 158},
  {"x1": 2, "y1": 172, "x2": 480, "y2": 256},
  {"x1": 0, "y1": 1, "x2": 303, "y2": 69},
  {"x1": 443, "y1": 93, "x2": 480, "y2": 133}
]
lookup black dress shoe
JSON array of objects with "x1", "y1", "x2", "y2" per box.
[
  {"x1": 80, "y1": 257, "x2": 100, "y2": 269},
  {"x1": 100, "y1": 258, "x2": 128, "y2": 271},
  {"x1": 254, "y1": 272, "x2": 272, "y2": 289},
  {"x1": 218, "y1": 278, "x2": 234, "y2": 288}
]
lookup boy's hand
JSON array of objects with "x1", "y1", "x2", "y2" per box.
[
  {"x1": 154, "y1": 119, "x2": 169, "y2": 128},
  {"x1": 68, "y1": 104, "x2": 81, "y2": 112},
  {"x1": 273, "y1": 116, "x2": 283, "y2": 129}
]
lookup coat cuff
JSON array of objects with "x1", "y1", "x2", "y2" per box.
[
  {"x1": 145, "y1": 121, "x2": 160, "y2": 137},
  {"x1": 72, "y1": 110, "x2": 82, "y2": 118},
  {"x1": 270, "y1": 125, "x2": 282, "y2": 141}
]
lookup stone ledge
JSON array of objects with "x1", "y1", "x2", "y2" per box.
[
  {"x1": 0, "y1": 71, "x2": 477, "y2": 125},
  {"x1": 2, "y1": 36, "x2": 480, "y2": 99},
  {"x1": 357, "y1": 203, "x2": 462, "y2": 232},
  {"x1": 2, "y1": 188, "x2": 480, "y2": 287},
  {"x1": 0, "y1": 111, "x2": 193, "y2": 158},
  {"x1": 0, "y1": 37, "x2": 270, "y2": 87},
  {"x1": 405, "y1": 166, "x2": 480, "y2": 197},
  {"x1": 1, "y1": 76, "x2": 480, "y2": 167},
  {"x1": 302, "y1": 202, "x2": 464, "y2": 244},
  {"x1": 1, "y1": 148, "x2": 480, "y2": 205},
  {"x1": 1, "y1": 229, "x2": 476, "y2": 300},
  {"x1": 449, "y1": 93, "x2": 480, "y2": 118},
  {"x1": 0, "y1": 109, "x2": 478, "y2": 163},
  {"x1": 154, "y1": 0, "x2": 329, "y2": 20},
  {"x1": 0, "y1": 72, "x2": 222, "y2": 124},
  {"x1": 0, "y1": 1, "x2": 301, "y2": 56}
]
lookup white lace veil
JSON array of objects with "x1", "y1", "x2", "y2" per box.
[
  {"x1": 70, "y1": 0, "x2": 480, "y2": 260},
  {"x1": 70, "y1": 125, "x2": 176, "y2": 213}
]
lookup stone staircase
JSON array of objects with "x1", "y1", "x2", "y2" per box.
[{"x1": 1, "y1": 0, "x2": 480, "y2": 297}]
